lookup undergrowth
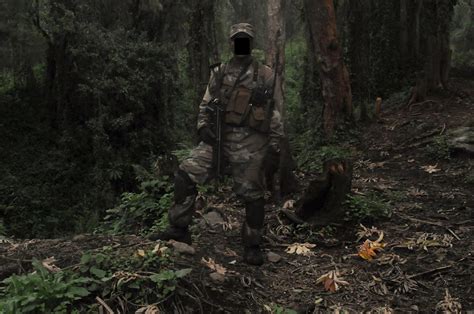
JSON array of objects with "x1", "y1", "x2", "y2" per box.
[
  {"x1": 0, "y1": 244, "x2": 191, "y2": 313},
  {"x1": 345, "y1": 192, "x2": 392, "y2": 223}
]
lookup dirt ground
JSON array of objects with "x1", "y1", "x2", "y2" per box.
[{"x1": 1, "y1": 78, "x2": 472, "y2": 313}]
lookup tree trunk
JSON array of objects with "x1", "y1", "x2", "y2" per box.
[
  {"x1": 187, "y1": 0, "x2": 214, "y2": 138},
  {"x1": 400, "y1": 0, "x2": 409, "y2": 64},
  {"x1": 265, "y1": 0, "x2": 298, "y2": 197},
  {"x1": 304, "y1": 0, "x2": 353, "y2": 138},
  {"x1": 282, "y1": 159, "x2": 353, "y2": 226}
]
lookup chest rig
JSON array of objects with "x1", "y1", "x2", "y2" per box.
[{"x1": 211, "y1": 59, "x2": 270, "y2": 132}]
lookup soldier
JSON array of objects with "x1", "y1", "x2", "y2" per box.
[{"x1": 149, "y1": 23, "x2": 283, "y2": 265}]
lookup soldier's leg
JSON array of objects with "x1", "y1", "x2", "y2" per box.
[
  {"x1": 149, "y1": 142, "x2": 213, "y2": 243},
  {"x1": 231, "y1": 148, "x2": 267, "y2": 266}
]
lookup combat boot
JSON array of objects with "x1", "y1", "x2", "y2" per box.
[
  {"x1": 242, "y1": 198, "x2": 265, "y2": 266},
  {"x1": 148, "y1": 170, "x2": 196, "y2": 244}
]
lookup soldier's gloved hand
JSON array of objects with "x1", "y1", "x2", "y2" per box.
[
  {"x1": 198, "y1": 127, "x2": 216, "y2": 145},
  {"x1": 265, "y1": 142, "x2": 280, "y2": 170}
]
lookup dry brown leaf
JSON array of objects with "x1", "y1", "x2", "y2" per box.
[
  {"x1": 316, "y1": 270, "x2": 349, "y2": 292},
  {"x1": 201, "y1": 257, "x2": 227, "y2": 275},
  {"x1": 368, "y1": 161, "x2": 387, "y2": 170},
  {"x1": 421, "y1": 164, "x2": 441, "y2": 173},
  {"x1": 404, "y1": 233, "x2": 453, "y2": 251},
  {"x1": 152, "y1": 243, "x2": 169, "y2": 256},
  {"x1": 356, "y1": 224, "x2": 382, "y2": 242},
  {"x1": 407, "y1": 187, "x2": 428, "y2": 197},
  {"x1": 285, "y1": 243, "x2": 316, "y2": 256},
  {"x1": 135, "y1": 305, "x2": 160, "y2": 314},
  {"x1": 358, "y1": 233, "x2": 386, "y2": 261},
  {"x1": 42, "y1": 257, "x2": 61, "y2": 273},
  {"x1": 436, "y1": 289, "x2": 462, "y2": 313}
]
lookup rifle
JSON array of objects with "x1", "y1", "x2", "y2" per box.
[{"x1": 205, "y1": 98, "x2": 225, "y2": 181}]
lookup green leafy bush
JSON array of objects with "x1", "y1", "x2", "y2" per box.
[
  {"x1": 100, "y1": 176, "x2": 173, "y2": 235},
  {"x1": 425, "y1": 135, "x2": 451, "y2": 161},
  {"x1": 0, "y1": 260, "x2": 92, "y2": 313},
  {"x1": 345, "y1": 193, "x2": 392, "y2": 222}
]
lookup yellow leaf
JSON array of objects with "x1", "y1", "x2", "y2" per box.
[
  {"x1": 285, "y1": 243, "x2": 316, "y2": 256},
  {"x1": 358, "y1": 239, "x2": 386, "y2": 261},
  {"x1": 136, "y1": 249, "x2": 146, "y2": 257}
]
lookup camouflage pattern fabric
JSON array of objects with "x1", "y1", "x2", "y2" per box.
[{"x1": 180, "y1": 56, "x2": 283, "y2": 202}]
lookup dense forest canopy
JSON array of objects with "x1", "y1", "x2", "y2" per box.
[{"x1": 0, "y1": 0, "x2": 471, "y2": 237}]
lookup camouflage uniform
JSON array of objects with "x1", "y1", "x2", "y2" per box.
[{"x1": 155, "y1": 23, "x2": 282, "y2": 265}]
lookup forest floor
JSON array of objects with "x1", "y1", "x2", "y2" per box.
[{"x1": 1, "y1": 78, "x2": 473, "y2": 313}]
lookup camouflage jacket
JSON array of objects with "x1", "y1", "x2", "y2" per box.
[{"x1": 197, "y1": 56, "x2": 283, "y2": 145}]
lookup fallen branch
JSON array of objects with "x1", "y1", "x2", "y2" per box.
[{"x1": 408, "y1": 265, "x2": 452, "y2": 279}]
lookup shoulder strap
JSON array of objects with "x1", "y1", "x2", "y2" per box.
[{"x1": 252, "y1": 60, "x2": 259, "y2": 83}]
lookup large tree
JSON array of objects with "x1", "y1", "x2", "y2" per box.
[
  {"x1": 304, "y1": 0, "x2": 352, "y2": 137},
  {"x1": 265, "y1": 0, "x2": 298, "y2": 197}
]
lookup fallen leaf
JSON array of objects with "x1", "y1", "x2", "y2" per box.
[
  {"x1": 358, "y1": 233, "x2": 386, "y2": 261},
  {"x1": 356, "y1": 224, "x2": 382, "y2": 242},
  {"x1": 201, "y1": 257, "x2": 227, "y2": 275},
  {"x1": 421, "y1": 164, "x2": 441, "y2": 173},
  {"x1": 368, "y1": 161, "x2": 387, "y2": 170},
  {"x1": 42, "y1": 257, "x2": 61, "y2": 273},
  {"x1": 135, "y1": 305, "x2": 160, "y2": 314},
  {"x1": 407, "y1": 187, "x2": 428, "y2": 197},
  {"x1": 436, "y1": 289, "x2": 462, "y2": 313},
  {"x1": 404, "y1": 233, "x2": 453, "y2": 251},
  {"x1": 152, "y1": 243, "x2": 169, "y2": 256},
  {"x1": 285, "y1": 243, "x2": 316, "y2": 256},
  {"x1": 136, "y1": 249, "x2": 146, "y2": 257},
  {"x1": 316, "y1": 270, "x2": 349, "y2": 292}
]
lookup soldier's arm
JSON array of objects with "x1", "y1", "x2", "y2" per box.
[
  {"x1": 262, "y1": 65, "x2": 284, "y2": 149},
  {"x1": 197, "y1": 64, "x2": 221, "y2": 131}
]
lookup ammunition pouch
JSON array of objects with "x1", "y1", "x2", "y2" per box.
[
  {"x1": 219, "y1": 60, "x2": 273, "y2": 133},
  {"x1": 225, "y1": 86, "x2": 251, "y2": 126}
]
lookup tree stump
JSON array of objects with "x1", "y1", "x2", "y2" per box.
[{"x1": 284, "y1": 159, "x2": 352, "y2": 226}]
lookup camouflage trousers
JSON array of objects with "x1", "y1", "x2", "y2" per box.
[{"x1": 181, "y1": 125, "x2": 269, "y2": 202}]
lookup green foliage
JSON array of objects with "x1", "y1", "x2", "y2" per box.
[
  {"x1": 0, "y1": 72, "x2": 14, "y2": 94},
  {"x1": 285, "y1": 37, "x2": 309, "y2": 134},
  {"x1": 451, "y1": 0, "x2": 473, "y2": 69},
  {"x1": 78, "y1": 246, "x2": 191, "y2": 310},
  {"x1": 292, "y1": 129, "x2": 353, "y2": 172},
  {"x1": 266, "y1": 303, "x2": 298, "y2": 314},
  {"x1": 100, "y1": 175, "x2": 173, "y2": 236},
  {"x1": 0, "y1": 218, "x2": 5, "y2": 236},
  {"x1": 426, "y1": 135, "x2": 451, "y2": 161},
  {"x1": 345, "y1": 193, "x2": 392, "y2": 222},
  {"x1": 0, "y1": 244, "x2": 192, "y2": 313},
  {"x1": 0, "y1": 260, "x2": 92, "y2": 313}
]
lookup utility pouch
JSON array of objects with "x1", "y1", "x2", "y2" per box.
[
  {"x1": 248, "y1": 100, "x2": 272, "y2": 133},
  {"x1": 248, "y1": 104, "x2": 265, "y2": 128},
  {"x1": 225, "y1": 86, "x2": 252, "y2": 126}
]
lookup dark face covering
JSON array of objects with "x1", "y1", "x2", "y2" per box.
[{"x1": 234, "y1": 37, "x2": 251, "y2": 55}]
